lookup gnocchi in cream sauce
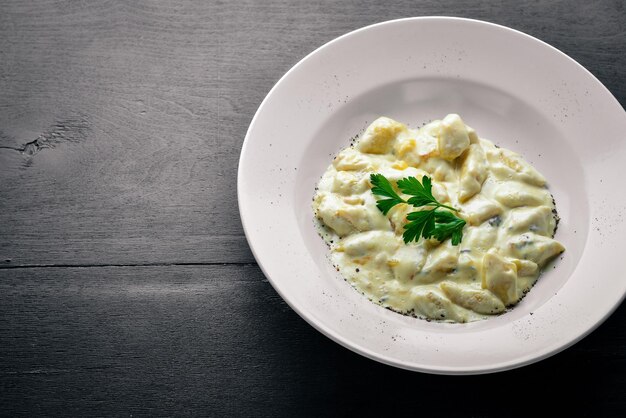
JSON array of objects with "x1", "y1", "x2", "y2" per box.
[{"x1": 312, "y1": 115, "x2": 565, "y2": 323}]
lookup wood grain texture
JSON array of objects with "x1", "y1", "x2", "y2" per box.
[
  {"x1": 0, "y1": 0, "x2": 253, "y2": 265},
  {"x1": 1, "y1": 0, "x2": 625, "y2": 416},
  {"x1": 1, "y1": 265, "x2": 625, "y2": 416}
]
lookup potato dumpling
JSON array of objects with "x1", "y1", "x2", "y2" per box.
[
  {"x1": 357, "y1": 116, "x2": 407, "y2": 154},
  {"x1": 437, "y1": 114, "x2": 470, "y2": 160},
  {"x1": 482, "y1": 250, "x2": 519, "y2": 305}
]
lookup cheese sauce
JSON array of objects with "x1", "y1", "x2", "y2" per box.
[{"x1": 312, "y1": 115, "x2": 565, "y2": 323}]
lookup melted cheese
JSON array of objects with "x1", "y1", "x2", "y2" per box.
[{"x1": 313, "y1": 115, "x2": 565, "y2": 322}]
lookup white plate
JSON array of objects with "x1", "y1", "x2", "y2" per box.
[{"x1": 238, "y1": 17, "x2": 626, "y2": 374}]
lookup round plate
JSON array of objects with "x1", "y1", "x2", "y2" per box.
[{"x1": 238, "y1": 17, "x2": 626, "y2": 374}]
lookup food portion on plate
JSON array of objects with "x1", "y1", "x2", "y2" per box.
[{"x1": 312, "y1": 114, "x2": 565, "y2": 323}]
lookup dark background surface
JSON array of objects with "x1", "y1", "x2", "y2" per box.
[{"x1": 1, "y1": 0, "x2": 625, "y2": 416}]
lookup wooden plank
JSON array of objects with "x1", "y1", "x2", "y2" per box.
[
  {"x1": 0, "y1": 264, "x2": 625, "y2": 416},
  {"x1": 1, "y1": 0, "x2": 624, "y2": 267}
]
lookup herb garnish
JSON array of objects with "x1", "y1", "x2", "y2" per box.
[{"x1": 370, "y1": 174, "x2": 466, "y2": 245}]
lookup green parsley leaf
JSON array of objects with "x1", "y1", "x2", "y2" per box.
[
  {"x1": 369, "y1": 173, "x2": 406, "y2": 215},
  {"x1": 370, "y1": 173, "x2": 466, "y2": 245},
  {"x1": 397, "y1": 175, "x2": 436, "y2": 208},
  {"x1": 403, "y1": 209, "x2": 436, "y2": 243},
  {"x1": 433, "y1": 211, "x2": 466, "y2": 245}
]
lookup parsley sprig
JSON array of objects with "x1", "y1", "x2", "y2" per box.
[{"x1": 370, "y1": 174, "x2": 466, "y2": 245}]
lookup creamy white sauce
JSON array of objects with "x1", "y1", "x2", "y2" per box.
[{"x1": 312, "y1": 115, "x2": 565, "y2": 323}]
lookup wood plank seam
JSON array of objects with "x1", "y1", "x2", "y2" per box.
[{"x1": 0, "y1": 262, "x2": 259, "y2": 269}]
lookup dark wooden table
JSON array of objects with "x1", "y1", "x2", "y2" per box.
[{"x1": 1, "y1": 1, "x2": 624, "y2": 416}]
